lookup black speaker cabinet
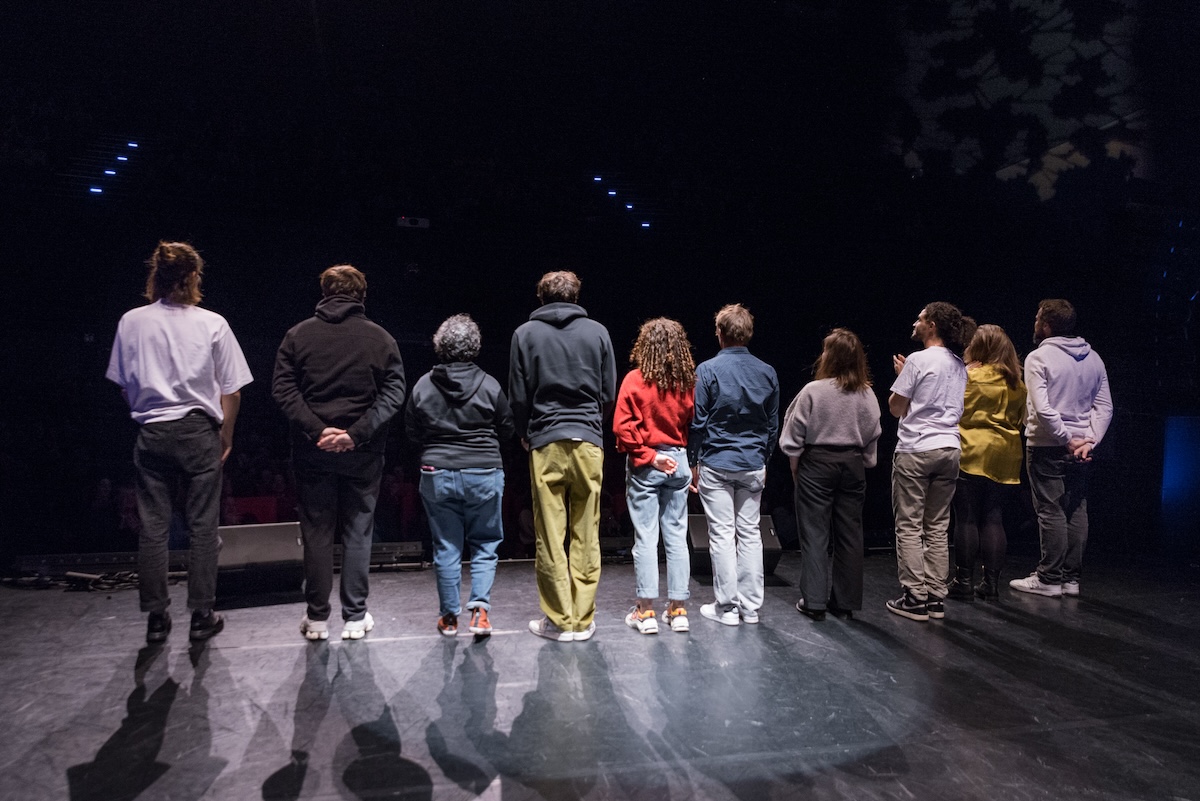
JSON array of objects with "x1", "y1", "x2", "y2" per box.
[
  {"x1": 687, "y1": 514, "x2": 781, "y2": 576},
  {"x1": 216, "y1": 522, "x2": 304, "y2": 599}
]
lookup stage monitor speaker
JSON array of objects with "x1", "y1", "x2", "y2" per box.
[
  {"x1": 216, "y1": 522, "x2": 304, "y2": 599},
  {"x1": 687, "y1": 514, "x2": 781, "y2": 576}
]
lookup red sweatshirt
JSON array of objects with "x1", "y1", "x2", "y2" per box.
[{"x1": 612, "y1": 369, "x2": 694, "y2": 468}]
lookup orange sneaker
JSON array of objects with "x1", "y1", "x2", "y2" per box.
[
  {"x1": 437, "y1": 613, "x2": 458, "y2": 637},
  {"x1": 468, "y1": 608, "x2": 492, "y2": 636}
]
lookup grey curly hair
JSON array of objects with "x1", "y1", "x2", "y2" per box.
[{"x1": 433, "y1": 314, "x2": 482, "y2": 362}]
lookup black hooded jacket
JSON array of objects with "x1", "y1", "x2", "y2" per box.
[
  {"x1": 405, "y1": 362, "x2": 514, "y2": 468},
  {"x1": 272, "y1": 295, "x2": 407, "y2": 454}
]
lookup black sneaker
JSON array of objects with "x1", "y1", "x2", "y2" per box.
[
  {"x1": 146, "y1": 611, "x2": 171, "y2": 644},
  {"x1": 795, "y1": 599, "x2": 826, "y2": 621},
  {"x1": 886, "y1": 591, "x2": 929, "y2": 622},
  {"x1": 189, "y1": 610, "x2": 225, "y2": 641},
  {"x1": 926, "y1": 596, "x2": 945, "y2": 619}
]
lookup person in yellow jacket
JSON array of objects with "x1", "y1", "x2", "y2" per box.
[{"x1": 948, "y1": 325, "x2": 1027, "y2": 602}]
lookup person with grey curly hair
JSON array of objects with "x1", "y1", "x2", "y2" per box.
[
  {"x1": 407, "y1": 314, "x2": 514, "y2": 637},
  {"x1": 433, "y1": 314, "x2": 482, "y2": 363}
]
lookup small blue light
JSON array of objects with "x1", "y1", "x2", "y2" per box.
[
  {"x1": 593, "y1": 176, "x2": 602, "y2": 182},
  {"x1": 1164, "y1": 271, "x2": 1168, "y2": 278},
  {"x1": 89, "y1": 187, "x2": 103, "y2": 193},
  {"x1": 641, "y1": 222, "x2": 650, "y2": 228},
  {"x1": 1157, "y1": 294, "x2": 1161, "y2": 301},
  {"x1": 117, "y1": 156, "x2": 128, "y2": 161},
  {"x1": 127, "y1": 142, "x2": 138, "y2": 148},
  {"x1": 1192, "y1": 292, "x2": 1198, "y2": 301},
  {"x1": 1171, "y1": 247, "x2": 1176, "y2": 254},
  {"x1": 104, "y1": 170, "x2": 116, "y2": 175},
  {"x1": 625, "y1": 204, "x2": 633, "y2": 210},
  {"x1": 608, "y1": 190, "x2": 616, "y2": 196},
  {"x1": 1180, "y1": 220, "x2": 1184, "y2": 228}
]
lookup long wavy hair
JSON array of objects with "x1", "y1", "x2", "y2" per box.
[
  {"x1": 630, "y1": 317, "x2": 696, "y2": 394},
  {"x1": 814, "y1": 328, "x2": 872, "y2": 392},
  {"x1": 965, "y1": 324, "x2": 1023, "y2": 389}
]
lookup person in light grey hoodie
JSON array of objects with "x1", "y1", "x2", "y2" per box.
[
  {"x1": 780, "y1": 328, "x2": 881, "y2": 620},
  {"x1": 1009, "y1": 299, "x2": 1113, "y2": 599}
]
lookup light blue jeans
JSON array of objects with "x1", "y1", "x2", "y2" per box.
[
  {"x1": 418, "y1": 467, "x2": 505, "y2": 617},
  {"x1": 625, "y1": 447, "x2": 692, "y2": 601},
  {"x1": 697, "y1": 463, "x2": 766, "y2": 614}
]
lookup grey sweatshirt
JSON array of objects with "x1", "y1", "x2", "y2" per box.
[{"x1": 779, "y1": 378, "x2": 883, "y2": 468}]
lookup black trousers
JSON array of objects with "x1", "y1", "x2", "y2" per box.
[
  {"x1": 793, "y1": 446, "x2": 866, "y2": 611},
  {"x1": 134, "y1": 412, "x2": 222, "y2": 613},
  {"x1": 294, "y1": 448, "x2": 384, "y2": 622}
]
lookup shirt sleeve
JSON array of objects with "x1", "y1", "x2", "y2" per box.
[
  {"x1": 687, "y1": 367, "x2": 710, "y2": 466},
  {"x1": 272, "y1": 332, "x2": 329, "y2": 440},
  {"x1": 1088, "y1": 359, "x2": 1114, "y2": 446},
  {"x1": 890, "y1": 356, "x2": 919, "y2": 399},
  {"x1": 212, "y1": 322, "x2": 253, "y2": 395},
  {"x1": 346, "y1": 342, "x2": 407, "y2": 446},
  {"x1": 508, "y1": 331, "x2": 530, "y2": 440},
  {"x1": 778, "y1": 387, "x2": 809, "y2": 458},
  {"x1": 612, "y1": 372, "x2": 655, "y2": 467},
  {"x1": 863, "y1": 391, "x2": 882, "y2": 469},
  {"x1": 1024, "y1": 353, "x2": 1071, "y2": 445}
]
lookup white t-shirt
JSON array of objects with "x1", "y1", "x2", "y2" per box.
[
  {"x1": 890, "y1": 345, "x2": 966, "y2": 453},
  {"x1": 106, "y1": 300, "x2": 253, "y2": 425}
]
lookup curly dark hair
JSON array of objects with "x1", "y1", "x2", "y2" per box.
[
  {"x1": 630, "y1": 317, "x2": 696, "y2": 393},
  {"x1": 924, "y1": 301, "x2": 967, "y2": 357}
]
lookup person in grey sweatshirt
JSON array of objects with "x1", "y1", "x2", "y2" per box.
[
  {"x1": 1010, "y1": 299, "x2": 1113, "y2": 598},
  {"x1": 780, "y1": 328, "x2": 881, "y2": 620}
]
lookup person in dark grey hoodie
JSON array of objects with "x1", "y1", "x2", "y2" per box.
[
  {"x1": 406, "y1": 314, "x2": 514, "y2": 637},
  {"x1": 509, "y1": 271, "x2": 616, "y2": 642},
  {"x1": 273, "y1": 265, "x2": 406, "y2": 642}
]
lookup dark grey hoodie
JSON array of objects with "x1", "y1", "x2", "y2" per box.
[
  {"x1": 508, "y1": 302, "x2": 616, "y2": 450},
  {"x1": 405, "y1": 362, "x2": 514, "y2": 468}
]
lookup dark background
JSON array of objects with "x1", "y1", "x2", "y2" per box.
[{"x1": 2, "y1": 1, "x2": 1198, "y2": 562}]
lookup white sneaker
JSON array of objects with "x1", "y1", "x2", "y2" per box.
[
  {"x1": 665, "y1": 607, "x2": 690, "y2": 632},
  {"x1": 700, "y1": 603, "x2": 740, "y2": 626},
  {"x1": 529, "y1": 616, "x2": 572, "y2": 642},
  {"x1": 740, "y1": 608, "x2": 760, "y2": 625},
  {"x1": 1062, "y1": 580, "x2": 1080, "y2": 597},
  {"x1": 625, "y1": 607, "x2": 659, "y2": 635},
  {"x1": 342, "y1": 612, "x2": 375, "y2": 640},
  {"x1": 573, "y1": 621, "x2": 597, "y2": 642},
  {"x1": 1009, "y1": 573, "x2": 1063, "y2": 597},
  {"x1": 300, "y1": 616, "x2": 328, "y2": 641}
]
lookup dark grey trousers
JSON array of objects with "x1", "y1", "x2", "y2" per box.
[
  {"x1": 295, "y1": 449, "x2": 384, "y2": 622},
  {"x1": 1028, "y1": 445, "x2": 1090, "y2": 584},
  {"x1": 134, "y1": 412, "x2": 222, "y2": 613},
  {"x1": 794, "y1": 446, "x2": 867, "y2": 611}
]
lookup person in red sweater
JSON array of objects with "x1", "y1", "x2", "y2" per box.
[{"x1": 613, "y1": 318, "x2": 696, "y2": 634}]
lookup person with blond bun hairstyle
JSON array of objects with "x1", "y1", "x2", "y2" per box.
[
  {"x1": 780, "y1": 328, "x2": 881, "y2": 620},
  {"x1": 107, "y1": 241, "x2": 253, "y2": 644},
  {"x1": 613, "y1": 318, "x2": 696, "y2": 634},
  {"x1": 948, "y1": 324, "x2": 1027, "y2": 602}
]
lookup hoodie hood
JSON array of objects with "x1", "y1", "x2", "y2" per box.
[
  {"x1": 1040, "y1": 336, "x2": 1092, "y2": 362},
  {"x1": 315, "y1": 295, "x2": 365, "y2": 324},
  {"x1": 431, "y1": 362, "x2": 486, "y2": 405},
  {"x1": 529, "y1": 302, "x2": 588, "y2": 327}
]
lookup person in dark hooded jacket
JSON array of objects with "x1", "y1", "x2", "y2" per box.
[
  {"x1": 273, "y1": 265, "x2": 406, "y2": 642},
  {"x1": 406, "y1": 314, "x2": 514, "y2": 637}
]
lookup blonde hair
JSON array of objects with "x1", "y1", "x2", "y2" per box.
[
  {"x1": 630, "y1": 317, "x2": 696, "y2": 393},
  {"x1": 715, "y1": 303, "x2": 754, "y2": 345},
  {"x1": 965, "y1": 324, "x2": 1023, "y2": 389}
]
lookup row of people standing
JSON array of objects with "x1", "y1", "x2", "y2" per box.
[{"x1": 108, "y1": 241, "x2": 1111, "y2": 646}]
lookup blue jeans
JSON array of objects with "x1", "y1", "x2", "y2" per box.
[
  {"x1": 625, "y1": 448, "x2": 692, "y2": 601},
  {"x1": 419, "y1": 467, "x2": 505, "y2": 617}
]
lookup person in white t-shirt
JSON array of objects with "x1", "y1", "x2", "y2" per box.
[
  {"x1": 107, "y1": 242, "x2": 253, "y2": 644},
  {"x1": 886, "y1": 302, "x2": 968, "y2": 622}
]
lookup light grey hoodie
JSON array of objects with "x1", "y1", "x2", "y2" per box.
[{"x1": 1024, "y1": 336, "x2": 1113, "y2": 448}]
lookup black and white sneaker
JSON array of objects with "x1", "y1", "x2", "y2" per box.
[
  {"x1": 926, "y1": 596, "x2": 945, "y2": 620},
  {"x1": 146, "y1": 611, "x2": 171, "y2": 644},
  {"x1": 189, "y1": 609, "x2": 225, "y2": 641},
  {"x1": 886, "y1": 590, "x2": 929, "y2": 622}
]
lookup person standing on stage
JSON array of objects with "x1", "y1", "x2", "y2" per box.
[
  {"x1": 780, "y1": 328, "x2": 881, "y2": 621},
  {"x1": 691, "y1": 304, "x2": 780, "y2": 626},
  {"x1": 510, "y1": 271, "x2": 616, "y2": 642},
  {"x1": 614, "y1": 318, "x2": 696, "y2": 635},
  {"x1": 107, "y1": 241, "x2": 253, "y2": 644},
  {"x1": 273, "y1": 265, "x2": 406, "y2": 641},
  {"x1": 887, "y1": 302, "x2": 968, "y2": 622},
  {"x1": 406, "y1": 314, "x2": 514, "y2": 637},
  {"x1": 948, "y1": 324, "x2": 1027, "y2": 603},
  {"x1": 1010, "y1": 299, "x2": 1112, "y2": 598}
]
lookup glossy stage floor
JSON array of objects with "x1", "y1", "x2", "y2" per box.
[{"x1": 3, "y1": 550, "x2": 1198, "y2": 801}]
